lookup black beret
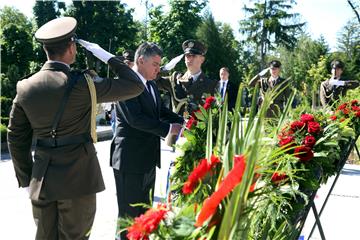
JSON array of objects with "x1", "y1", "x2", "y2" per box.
[
  {"x1": 182, "y1": 39, "x2": 207, "y2": 55},
  {"x1": 123, "y1": 49, "x2": 135, "y2": 62},
  {"x1": 35, "y1": 17, "x2": 77, "y2": 45},
  {"x1": 331, "y1": 60, "x2": 344, "y2": 69},
  {"x1": 269, "y1": 60, "x2": 281, "y2": 68}
]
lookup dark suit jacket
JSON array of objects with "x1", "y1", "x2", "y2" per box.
[
  {"x1": 216, "y1": 80, "x2": 238, "y2": 110},
  {"x1": 7, "y1": 58, "x2": 144, "y2": 201},
  {"x1": 110, "y1": 80, "x2": 184, "y2": 174}
]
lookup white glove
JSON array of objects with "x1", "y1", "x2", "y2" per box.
[
  {"x1": 77, "y1": 39, "x2": 114, "y2": 63},
  {"x1": 329, "y1": 79, "x2": 345, "y2": 86},
  {"x1": 259, "y1": 67, "x2": 270, "y2": 76},
  {"x1": 163, "y1": 54, "x2": 184, "y2": 71}
]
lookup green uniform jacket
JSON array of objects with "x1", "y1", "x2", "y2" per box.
[
  {"x1": 319, "y1": 79, "x2": 359, "y2": 108},
  {"x1": 156, "y1": 71, "x2": 217, "y2": 114},
  {"x1": 7, "y1": 57, "x2": 144, "y2": 201},
  {"x1": 259, "y1": 76, "x2": 291, "y2": 118}
]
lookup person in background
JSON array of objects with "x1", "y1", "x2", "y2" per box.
[
  {"x1": 109, "y1": 42, "x2": 184, "y2": 240},
  {"x1": 7, "y1": 17, "x2": 144, "y2": 240},
  {"x1": 156, "y1": 39, "x2": 217, "y2": 116},
  {"x1": 248, "y1": 60, "x2": 291, "y2": 117},
  {"x1": 217, "y1": 67, "x2": 237, "y2": 110},
  {"x1": 320, "y1": 59, "x2": 359, "y2": 108}
]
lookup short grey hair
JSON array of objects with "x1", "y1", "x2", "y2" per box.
[{"x1": 134, "y1": 42, "x2": 163, "y2": 62}]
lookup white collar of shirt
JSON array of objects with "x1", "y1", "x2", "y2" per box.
[
  {"x1": 269, "y1": 76, "x2": 279, "y2": 82},
  {"x1": 132, "y1": 67, "x2": 157, "y2": 104},
  {"x1": 132, "y1": 67, "x2": 147, "y2": 86},
  {"x1": 220, "y1": 79, "x2": 228, "y2": 85},
  {"x1": 46, "y1": 60, "x2": 70, "y2": 69}
]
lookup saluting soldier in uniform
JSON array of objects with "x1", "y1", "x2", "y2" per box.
[
  {"x1": 320, "y1": 60, "x2": 359, "y2": 108},
  {"x1": 248, "y1": 60, "x2": 291, "y2": 118},
  {"x1": 7, "y1": 17, "x2": 144, "y2": 240},
  {"x1": 156, "y1": 39, "x2": 217, "y2": 116}
]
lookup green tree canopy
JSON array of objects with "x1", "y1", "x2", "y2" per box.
[
  {"x1": 336, "y1": 20, "x2": 360, "y2": 80},
  {"x1": 33, "y1": 0, "x2": 65, "y2": 28},
  {"x1": 196, "y1": 13, "x2": 241, "y2": 83},
  {"x1": 0, "y1": 6, "x2": 33, "y2": 89},
  {"x1": 0, "y1": 6, "x2": 34, "y2": 121},
  {"x1": 277, "y1": 35, "x2": 329, "y2": 105},
  {"x1": 240, "y1": 0, "x2": 305, "y2": 68},
  {"x1": 148, "y1": 0, "x2": 207, "y2": 63},
  {"x1": 66, "y1": 0, "x2": 138, "y2": 72}
]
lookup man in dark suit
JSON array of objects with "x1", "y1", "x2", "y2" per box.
[
  {"x1": 7, "y1": 17, "x2": 144, "y2": 240},
  {"x1": 216, "y1": 67, "x2": 237, "y2": 110},
  {"x1": 248, "y1": 60, "x2": 291, "y2": 117},
  {"x1": 156, "y1": 39, "x2": 217, "y2": 116},
  {"x1": 320, "y1": 59, "x2": 359, "y2": 108},
  {"x1": 109, "y1": 42, "x2": 184, "y2": 239}
]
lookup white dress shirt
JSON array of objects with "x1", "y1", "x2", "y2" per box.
[
  {"x1": 132, "y1": 69, "x2": 157, "y2": 105},
  {"x1": 219, "y1": 79, "x2": 228, "y2": 99}
]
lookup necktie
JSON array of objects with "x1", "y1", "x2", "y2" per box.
[
  {"x1": 220, "y1": 82, "x2": 226, "y2": 99},
  {"x1": 146, "y1": 81, "x2": 156, "y2": 105},
  {"x1": 188, "y1": 76, "x2": 193, "y2": 85}
]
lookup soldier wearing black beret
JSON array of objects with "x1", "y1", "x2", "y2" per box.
[
  {"x1": 7, "y1": 17, "x2": 144, "y2": 240},
  {"x1": 249, "y1": 59, "x2": 292, "y2": 117},
  {"x1": 155, "y1": 39, "x2": 217, "y2": 116},
  {"x1": 320, "y1": 60, "x2": 359, "y2": 107}
]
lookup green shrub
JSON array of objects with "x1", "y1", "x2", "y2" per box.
[
  {"x1": 1, "y1": 96, "x2": 13, "y2": 125},
  {"x1": 0, "y1": 123, "x2": 7, "y2": 143}
]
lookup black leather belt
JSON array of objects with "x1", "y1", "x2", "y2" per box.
[{"x1": 36, "y1": 133, "x2": 92, "y2": 148}]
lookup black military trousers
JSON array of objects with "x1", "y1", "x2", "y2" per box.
[
  {"x1": 31, "y1": 194, "x2": 96, "y2": 240},
  {"x1": 113, "y1": 168, "x2": 156, "y2": 240}
]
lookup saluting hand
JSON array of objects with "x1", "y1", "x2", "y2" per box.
[
  {"x1": 259, "y1": 67, "x2": 270, "y2": 77},
  {"x1": 77, "y1": 39, "x2": 114, "y2": 64}
]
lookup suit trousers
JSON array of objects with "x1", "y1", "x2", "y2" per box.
[
  {"x1": 31, "y1": 194, "x2": 96, "y2": 240},
  {"x1": 113, "y1": 168, "x2": 156, "y2": 240}
]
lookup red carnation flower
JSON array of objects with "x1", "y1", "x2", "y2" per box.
[
  {"x1": 342, "y1": 108, "x2": 350, "y2": 115},
  {"x1": 356, "y1": 111, "x2": 360, "y2": 118},
  {"x1": 352, "y1": 106, "x2": 360, "y2": 111},
  {"x1": 186, "y1": 116, "x2": 197, "y2": 129},
  {"x1": 300, "y1": 114, "x2": 314, "y2": 123},
  {"x1": 303, "y1": 135, "x2": 316, "y2": 148},
  {"x1": 338, "y1": 103, "x2": 347, "y2": 110},
  {"x1": 351, "y1": 99, "x2": 358, "y2": 106},
  {"x1": 294, "y1": 145, "x2": 314, "y2": 162},
  {"x1": 271, "y1": 172, "x2": 288, "y2": 184},
  {"x1": 203, "y1": 96, "x2": 216, "y2": 110},
  {"x1": 126, "y1": 204, "x2": 168, "y2": 240},
  {"x1": 330, "y1": 115, "x2": 337, "y2": 121},
  {"x1": 307, "y1": 121, "x2": 320, "y2": 134},
  {"x1": 279, "y1": 136, "x2": 295, "y2": 147},
  {"x1": 290, "y1": 120, "x2": 306, "y2": 131}
]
